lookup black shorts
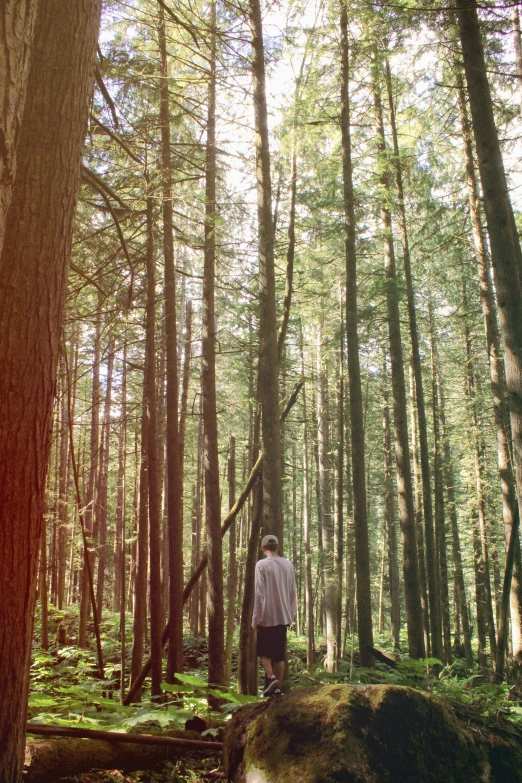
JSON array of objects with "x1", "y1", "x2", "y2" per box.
[{"x1": 256, "y1": 624, "x2": 287, "y2": 663}]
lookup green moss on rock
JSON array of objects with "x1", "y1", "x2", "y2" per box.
[{"x1": 223, "y1": 685, "x2": 522, "y2": 783}]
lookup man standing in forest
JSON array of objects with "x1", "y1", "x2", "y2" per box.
[{"x1": 252, "y1": 534, "x2": 297, "y2": 696}]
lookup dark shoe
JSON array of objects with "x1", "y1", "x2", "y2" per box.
[{"x1": 263, "y1": 675, "x2": 280, "y2": 697}]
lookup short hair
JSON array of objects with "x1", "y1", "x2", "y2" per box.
[{"x1": 263, "y1": 541, "x2": 278, "y2": 552}]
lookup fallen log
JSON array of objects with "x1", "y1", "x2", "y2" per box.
[
  {"x1": 24, "y1": 725, "x2": 222, "y2": 783},
  {"x1": 366, "y1": 645, "x2": 398, "y2": 668},
  {"x1": 26, "y1": 723, "x2": 222, "y2": 751}
]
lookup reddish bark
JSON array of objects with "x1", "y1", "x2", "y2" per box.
[{"x1": 0, "y1": 0, "x2": 102, "y2": 778}]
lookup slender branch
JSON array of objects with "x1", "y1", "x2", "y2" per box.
[
  {"x1": 94, "y1": 66, "x2": 119, "y2": 128},
  {"x1": 157, "y1": 0, "x2": 200, "y2": 47},
  {"x1": 81, "y1": 165, "x2": 131, "y2": 211},
  {"x1": 90, "y1": 115, "x2": 144, "y2": 165}
]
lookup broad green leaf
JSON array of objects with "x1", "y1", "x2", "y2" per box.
[
  {"x1": 173, "y1": 673, "x2": 207, "y2": 688},
  {"x1": 208, "y1": 689, "x2": 258, "y2": 705},
  {"x1": 28, "y1": 695, "x2": 57, "y2": 708}
]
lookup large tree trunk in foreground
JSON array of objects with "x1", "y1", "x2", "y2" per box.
[
  {"x1": 0, "y1": 0, "x2": 102, "y2": 778},
  {"x1": 456, "y1": 0, "x2": 522, "y2": 680}
]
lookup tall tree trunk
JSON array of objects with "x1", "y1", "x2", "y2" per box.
[
  {"x1": 438, "y1": 365, "x2": 474, "y2": 666},
  {"x1": 455, "y1": 60, "x2": 522, "y2": 679},
  {"x1": 145, "y1": 192, "x2": 163, "y2": 699},
  {"x1": 96, "y1": 335, "x2": 114, "y2": 622},
  {"x1": 113, "y1": 346, "x2": 127, "y2": 614},
  {"x1": 462, "y1": 280, "x2": 497, "y2": 665},
  {"x1": 429, "y1": 305, "x2": 452, "y2": 663},
  {"x1": 248, "y1": 0, "x2": 283, "y2": 546},
  {"x1": 300, "y1": 324, "x2": 315, "y2": 668},
  {"x1": 317, "y1": 326, "x2": 338, "y2": 672},
  {"x1": 117, "y1": 343, "x2": 127, "y2": 699},
  {"x1": 158, "y1": 0, "x2": 184, "y2": 682},
  {"x1": 238, "y1": 385, "x2": 262, "y2": 695},
  {"x1": 335, "y1": 297, "x2": 345, "y2": 653},
  {"x1": 385, "y1": 59, "x2": 440, "y2": 660},
  {"x1": 340, "y1": 0, "x2": 374, "y2": 667},
  {"x1": 179, "y1": 299, "x2": 193, "y2": 471},
  {"x1": 455, "y1": 0, "x2": 522, "y2": 681},
  {"x1": 373, "y1": 56, "x2": 425, "y2": 659},
  {"x1": 512, "y1": 4, "x2": 522, "y2": 115},
  {"x1": 57, "y1": 352, "x2": 71, "y2": 611},
  {"x1": 203, "y1": 0, "x2": 224, "y2": 689},
  {"x1": 40, "y1": 516, "x2": 49, "y2": 650},
  {"x1": 130, "y1": 391, "x2": 150, "y2": 699},
  {"x1": 225, "y1": 436, "x2": 237, "y2": 684},
  {"x1": 0, "y1": 0, "x2": 101, "y2": 775},
  {"x1": 383, "y1": 360, "x2": 401, "y2": 651},
  {"x1": 78, "y1": 312, "x2": 102, "y2": 647},
  {"x1": 409, "y1": 363, "x2": 430, "y2": 654}
]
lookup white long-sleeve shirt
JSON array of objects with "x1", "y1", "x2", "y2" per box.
[{"x1": 251, "y1": 555, "x2": 297, "y2": 629}]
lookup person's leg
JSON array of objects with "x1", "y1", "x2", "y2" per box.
[
  {"x1": 260, "y1": 656, "x2": 274, "y2": 678},
  {"x1": 273, "y1": 659, "x2": 284, "y2": 683}
]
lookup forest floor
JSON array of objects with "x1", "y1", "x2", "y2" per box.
[
  {"x1": 59, "y1": 757, "x2": 225, "y2": 783},
  {"x1": 28, "y1": 608, "x2": 522, "y2": 782}
]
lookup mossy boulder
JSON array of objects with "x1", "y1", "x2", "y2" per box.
[{"x1": 223, "y1": 684, "x2": 522, "y2": 783}]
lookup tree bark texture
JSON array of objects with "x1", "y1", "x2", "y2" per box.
[
  {"x1": 0, "y1": 0, "x2": 39, "y2": 256},
  {"x1": 0, "y1": 0, "x2": 102, "y2": 777}
]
